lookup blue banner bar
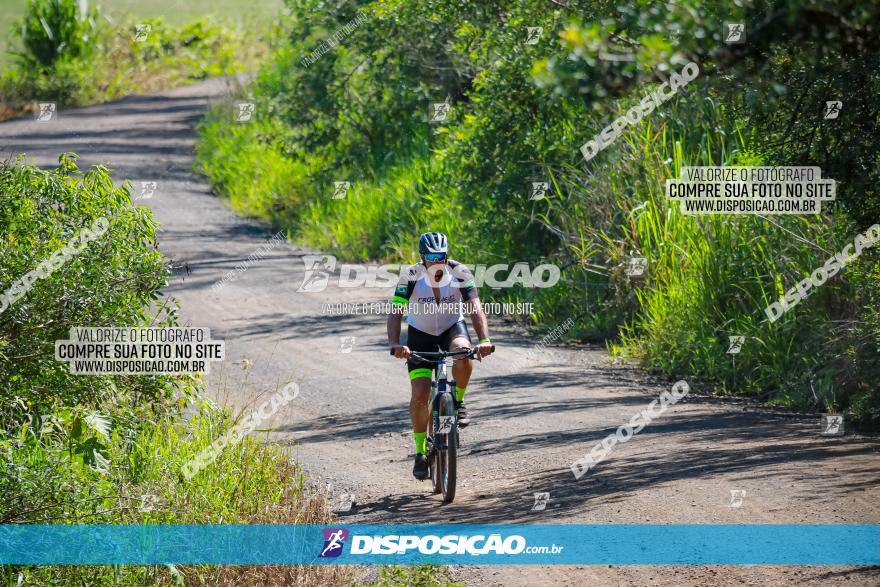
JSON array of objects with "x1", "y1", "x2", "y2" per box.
[{"x1": 1, "y1": 524, "x2": 877, "y2": 565}]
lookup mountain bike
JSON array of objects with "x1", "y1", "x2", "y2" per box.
[{"x1": 390, "y1": 346, "x2": 492, "y2": 503}]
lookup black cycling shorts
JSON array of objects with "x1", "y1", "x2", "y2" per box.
[{"x1": 405, "y1": 320, "x2": 471, "y2": 377}]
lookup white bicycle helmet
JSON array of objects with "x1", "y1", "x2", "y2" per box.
[{"x1": 418, "y1": 231, "x2": 448, "y2": 255}]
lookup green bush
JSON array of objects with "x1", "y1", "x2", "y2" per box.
[
  {"x1": 0, "y1": 155, "x2": 173, "y2": 415},
  {"x1": 12, "y1": 0, "x2": 100, "y2": 70},
  {"x1": 0, "y1": 152, "x2": 178, "y2": 526}
]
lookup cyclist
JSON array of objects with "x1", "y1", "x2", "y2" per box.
[{"x1": 388, "y1": 232, "x2": 495, "y2": 480}]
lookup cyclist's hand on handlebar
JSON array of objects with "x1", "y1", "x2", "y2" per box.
[
  {"x1": 390, "y1": 344, "x2": 411, "y2": 359},
  {"x1": 474, "y1": 342, "x2": 495, "y2": 359}
]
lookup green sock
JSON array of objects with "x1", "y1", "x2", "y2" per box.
[
  {"x1": 413, "y1": 432, "x2": 427, "y2": 455},
  {"x1": 455, "y1": 386, "x2": 466, "y2": 403}
]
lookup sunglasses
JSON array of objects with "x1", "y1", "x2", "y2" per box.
[{"x1": 424, "y1": 253, "x2": 447, "y2": 262}]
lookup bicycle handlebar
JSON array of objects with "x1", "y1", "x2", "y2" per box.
[{"x1": 389, "y1": 345, "x2": 495, "y2": 359}]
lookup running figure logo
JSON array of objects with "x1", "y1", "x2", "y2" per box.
[
  {"x1": 236, "y1": 103, "x2": 255, "y2": 122},
  {"x1": 133, "y1": 24, "x2": 151, "y2": 42},
  {"x1": 824, "y1": 101, "x2": 842, "y2": 120},
  {"x1": 531, "y1": 492, "x2": 550, "y2": 511},
  {"x1": 625, "y1": 257, "x2": 648, "y2": 277},
  {"x1": 525, "y1": 27, "x2": 543, "y2": 45},
  {"x1": 333, "y1": 181, "x2": 350, "y2": 199},
  {"x1": 332, "y1": 493, "x2": 356, "y2": 512},
  {"x1": 139, "y1": 181, "x2": 158, "y2": 200},
  {"x1": 727, "y1": 336, "x2": 745, "y2": 354},
  {"x1": 530, "y1": 182, "x2": 548, "y2": 201},
  {"x1": 319, "y1": 528, "x2": 349, "y2": 558},
  {"x1": 436, "y1": 416, "x2": 455, "y2": 434},
  {"x1": 430, "y1": 102, "x2": 450, "y2": 123},
  {"x1": 728, "y1": 489, "x2": 746, "y2": 508},
  {"x1": 139, "y1": 494, "x2": 162, "y2": 512},
  {"x1": 724, "y1": 23, "x2": 745, "y2": 44},
  {"x1": 339, "y1": 336, "x2": 356, "y2": 353},
  {"x1": 821, "y1": 414, "x2": 844, "y2": 436},
  {"x1": 35, "y1": 103, "x2": 56, "y2": 122},
  {"x1": 297, "y1": 255, "x2": 337, "y2": 293}
]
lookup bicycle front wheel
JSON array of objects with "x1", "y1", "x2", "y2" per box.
[
  {"x1": 438, "y1": 392, "x2": 457, "y2": 503},
  {"x1": 430, "y1": 430, "x2": 442, "y2": 494}
]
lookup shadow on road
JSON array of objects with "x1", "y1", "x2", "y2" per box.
[
  {"x1": 286, "y1": 400, "x2": 880, "y2": 525},
  {"x1": 0, "y1": 85, "x2": 230, "y2": 183}
]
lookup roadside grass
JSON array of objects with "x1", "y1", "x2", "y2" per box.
[
  {"x1": 1, "y1": 393, "x2": 353, "y2": 586},
  {"x1": 195, "y1": 95, "x2": 308, "y2": 226},
  {"x1": 370, "y1": 565, "x2": 464, "y2": 587},
  {"x1": 577, "y1": 97, "x2": 860, "y2": 409}
]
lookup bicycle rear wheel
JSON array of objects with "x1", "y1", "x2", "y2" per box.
[{"x1": 438, "y1": 392, "x2": 457, "y2": 503}]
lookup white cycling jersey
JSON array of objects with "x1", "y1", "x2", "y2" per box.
[{"x1": 392, "y1": 260, "x2": 479, "y2": 336}]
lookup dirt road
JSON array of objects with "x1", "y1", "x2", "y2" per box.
[{"x1": 2, "y1": 80, "x2": 878, "y2": 586}]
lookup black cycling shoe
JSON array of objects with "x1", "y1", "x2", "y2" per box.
[
  {"x1": 456, "y1": 401, "x2": 470, "y2": 427},
  {"x1": 413, "y1": 454, "x2": 430, "y2": 480}
]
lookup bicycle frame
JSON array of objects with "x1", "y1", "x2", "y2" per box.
[
  {"x1": 391, "y1": 344, "x2": 492, "y2": 503},
  {"x1": 430, "y1": 357, "x2": 455, "y2": 447},
  {"x1": 408, "y1": 348, "x2": 472, "y2": 442}
]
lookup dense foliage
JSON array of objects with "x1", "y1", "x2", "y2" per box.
[{"x1": 197, "y1": 0, "x2": 880, "y2": 427}]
